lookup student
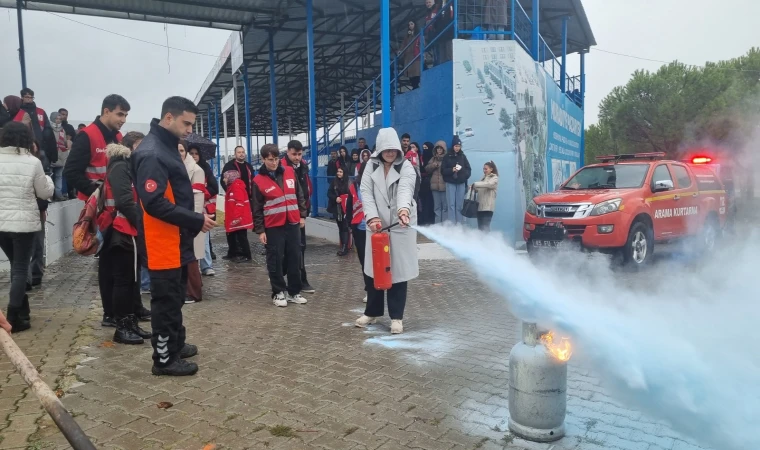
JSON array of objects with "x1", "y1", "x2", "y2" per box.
[
  {"x1": 252, "y1": 144, "x2": 309, "y2": 307},
  {"x1": 223, "y1": 170, "x2": 253, "y2": 261}
]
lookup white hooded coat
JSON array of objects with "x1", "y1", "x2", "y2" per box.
[
  {"x1": 360, "y1": 128, "x2": 419, "y2": 283},
  {"x1": 184, "y1": 154, "x2": 207, "y2": 260},
  {"x1": 0, "y1": 146, "x2": 54, "y2": 232}
]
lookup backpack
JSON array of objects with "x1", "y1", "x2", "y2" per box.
[
  {"x1": 72, "y1": 183, "x2": 106, "y2": 256},
  {"x1": 372, "y1": 159, "x2": 421, "y2": 200}
]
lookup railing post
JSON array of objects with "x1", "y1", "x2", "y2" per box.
[
  {"x1": 372, "y1": 79, "x2": 376, "y2": 123},
  {"x1": 560, "y1": 16, "x2": 568, "y2": 93},
  {"x1": 580, "y1": 50, "x2": 586, "y2": 107},
  {"x1": 380, "y1": 0, "x2": 391, "y2": 127},
  {"x1": 16, "y1": 0, "x2": 27, "y2": 88},
  {"x1": 242, "y1": 64, "x2": 253, "y2": 161},
  {"x1": 531, "y1": 0, "x2": 539, "y2": 61},
  {"x1": 214, "y1": 99, "x2": 220, "y2": 178},
  {"x1": 306, "y1": 0, "x2": 319, "y2": 216},
  {"x1": 453, "y1": 0, "x2": 458, "y2": 39},
  {"x1": 510, "y1": 0, "x2": 515, "y2": 41},
  {"x1": 419, "y1": 29, "x2": 425, "y2": 76},
  {"x1": 268, "y1": 29, "x2": 278, "y2": 145}
]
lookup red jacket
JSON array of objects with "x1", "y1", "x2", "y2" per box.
[{"x1": 224, "y1": 179, "x2": 253, "y2": 232}]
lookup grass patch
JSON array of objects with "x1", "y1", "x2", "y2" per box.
[
  {"x1": 501, "y1": 434, "x2": 514, "y2": 445},
  {"x1": 584, "y1": 436, "x2": 605, "y2": 446},
  {"x1": 492, "y1": 425, "x2": 501, "y2": 432},
  {"x1": 225, "y1": 413, "x2": 239, "y2": 421},
  {"x1": 269, "y1": 425, "x2": 296, "y2": 438},
  {"x1": 250, "y1": 425, "x2": 266, "y2": 433},
  {"x1": 474, "y1": 437, "x2": 489, "y2": 448},
  {"x1": 343, "y1": 426, "x2": 359, "y2": 437},
  {"x1": 584, "y1": 418, "x2": 598, "y2": 431},
  {"x1": 406, "y1": 405, "x2": 416, "y2": 413}
]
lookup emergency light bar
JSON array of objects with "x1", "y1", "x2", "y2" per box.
[
  {"x1": 596, "y1": 152, "x2": 666, "y2": 162},
  {"x1": 691, "y1": 156, "x2": 713, "y2": 164}
]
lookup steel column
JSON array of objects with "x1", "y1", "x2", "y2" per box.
[
  {"x1": 453, "y1": 0, "x2": 458, "y2": 39},
  {"x1": 531, "y1": 0, "x2": 540, "y2": 61},
  {"x1": 560, "y1": 17, "x2": 568, "y2": 93},
  {"x1": 355, "y1": 100, "x2": 359, "y2": 137},
  {"x1": 380, "y1": 0, "x2": 391, "y2": 127},
  {"x1": 579, "y1": 51, "x2": 586, "y2": 165},
  {"x1": 214, "y1": 99, "x2": 221, "y2": 178},
  {"x1": 306, "y1": 0, "x2": 319, "y2": 216},
  {"x1": 207, "y1": 105, "x2": 212, "y2": 140},
  {"x1": 16, "y1": 0, "x2": 27, "y2": 88},
  {"x1": 243, "y1": 64, "x2": 253, "y2": 162},
  {"x1": 323, "y1": 104, "x2": 328, "y2": 150},
  {"x1": 269, "y1": 29, "x2": 279, "y2": 145},
  {"x1": 340, "y1": 93, "x2": 345, "y2": 145}
]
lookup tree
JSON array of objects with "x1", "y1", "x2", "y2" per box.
[
  {"x1": 499, "y1": 108, "x2": 513, "y2": 132},
  {"x1": 456, "y1": 102, "x2": 461, "y2": 128},
  {"x1": 586, "y1": 47, "x2": 760, "y2": 165},
  {"x1": 464, "y1": 60, "x2": 472, "y2": 73},
  {"x1": 477, "y1": 69, "x2": 485, "y2": 85},
  {"x1": 485, "y1": 84, "x2": 494, "y2": 100}
]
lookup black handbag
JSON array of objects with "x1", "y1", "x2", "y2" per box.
[{"x1": 461, "y1": 188, "x2": 479, "y2": 219}]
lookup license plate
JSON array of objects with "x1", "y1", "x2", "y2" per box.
[
  {"x1": 545, "y1": 221, "x2": 564, "y2": 228},
  {"x1": 532, "y1": 240, "x2": 565, "y2": 248}
]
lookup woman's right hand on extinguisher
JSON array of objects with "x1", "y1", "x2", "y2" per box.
[{"x1": 367, "y1": 218, "x2": 382, "y2": 233}]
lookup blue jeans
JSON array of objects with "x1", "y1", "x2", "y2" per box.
[
  {"x1": 52, "y1": 166, "x2": 64, "y2": 198},
  {"x1": 432, "y1": 190, "x2": 448, "y2": 223},
  {"x1": 200, "y1": 233, "x2": 213, "y2": 273},
  {"x1": 140, "y1": 265, "x2": 150, "y2": 291},
  {"x1": 446, "y1": 183, "x2": 467, "y2": 224}
]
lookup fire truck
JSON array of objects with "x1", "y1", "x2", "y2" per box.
[{"x1": 523, "y1": 152, "x2": 730, "y2": 266}]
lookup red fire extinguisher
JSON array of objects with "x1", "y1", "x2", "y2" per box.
[{"x1": 371, "y1": 223, "x2": 399, "y2": 291}]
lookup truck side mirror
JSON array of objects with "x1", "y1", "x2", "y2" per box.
[{"x1": 653, "y1": 179, "x2": 673, "y2": 192}]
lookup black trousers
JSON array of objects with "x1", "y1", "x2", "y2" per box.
[
  {"x1": 226, "y1": 232, "x2": 240, "y2": 257},
  {"x1": 27, "y1": 222, "x2": 45, "y2": 284},
  {"x1": 477, "y1": 211, "x2": 494, "y2": 231},
  {"x1": 99, "y1": 246, "x2": 140, "y2": 318},
  {"x1": 0, "y1": 232, "x2": 34, "y2": 310},
  {"x1": 266, "y1": 224, "x2": 302, "y2": 296},
  {"x1": 230, "y1": 229, "x2": 251, "y2": 259},
  {"x1": 283, "y1": 226, "x2": 310, "y2": 286},
  {"x1": 150, "y1": 266, "x2": 188, "y2": 367},
  {"x1": 364, "y1": 278, "x2": 408, "y2": 320},
  {"x1": 352, "y1": 226, "x2": 367, "y2": 292}
]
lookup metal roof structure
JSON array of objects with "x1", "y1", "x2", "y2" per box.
[{"x1": 5, "y1": 0, "x2": 596, "y2": 137}]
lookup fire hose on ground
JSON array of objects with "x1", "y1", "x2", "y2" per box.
[{"x1": 0, "y1": 329, "x2": 97, "y2": 450}]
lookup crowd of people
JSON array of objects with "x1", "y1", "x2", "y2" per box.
[{"x1": 0, "y1": 83, "x2": 500, "y2": 377}]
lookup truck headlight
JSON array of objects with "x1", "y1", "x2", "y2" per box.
[
  {"x1": 527, "y1": 200, "x2": 538, "y2": 216},
  {"x1": 590, "y1": 198, "x2": 622, "y2": 216}
]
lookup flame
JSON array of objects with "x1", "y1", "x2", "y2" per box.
[{"x1": 540, "y1": 331, "x2": 573, "y2": 362}]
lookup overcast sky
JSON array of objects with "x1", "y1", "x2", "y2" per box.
[{"x1": 1, "y1": 0, "x2": 758, "y2": 129}]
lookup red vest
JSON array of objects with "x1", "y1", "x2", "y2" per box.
[
  {"x1": 77, "y1": 123, "x2": 122, "y2": 201},
  {"x1": 349, "y1": 183, "x2": 364, "y2": 225},
  {"x1": 13, "y1": 107, "x2": 45, "y2": 125},
  {"x1": 253, "y1": 166, "x2": 301, "y2": 228},
  {"x1": 98, "y1": 179, "x2": 138, "y2": 237}
]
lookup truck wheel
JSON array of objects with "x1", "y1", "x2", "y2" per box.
[
  {"x1": 699, "y1": 216, "x2": 721, "y2": 253},
  {"x1": 621, "y1": 221, "x2": 653, "y2": 267}
]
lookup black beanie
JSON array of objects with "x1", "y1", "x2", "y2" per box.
[{"x1": 451, "y1": 135, "x2": 462, "y2": 148}]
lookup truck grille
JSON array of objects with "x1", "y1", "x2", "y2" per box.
[{"x1": 538, "y1": 204, "x2": 580, "y2": 218}]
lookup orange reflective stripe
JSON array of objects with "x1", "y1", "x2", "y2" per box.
[{"x1": 143, "y1": 182, "x2": 181, "y2": 270}]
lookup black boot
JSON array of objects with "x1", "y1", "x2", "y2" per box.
[
  {"x1": 101, "y1": 315, "x2": 116, "y2": 327},
  {"x1": 113, "y1": 316, "x2": 144, "y2": 345},
  {"x1": 129, "y1": 315, "x2": 152, "y2": 339},
  {"x1": 180, "y1": 343, "x2": 198, "y2": 359},
  {"x1": 337, "y1": 232, "x2": 350, "y2": 256},
  {"x1": 137, "y1": 304, "x2": 151, "y2": 322},
  {"x1": 6, "y1": 307, "x2": 31, "y2": 333},
  {"x1": 152, "y1": 358, "x2": 199, "y2": 377},
  {"x1": 20, "y1": 295, "x2": 31, "y2": 322}
]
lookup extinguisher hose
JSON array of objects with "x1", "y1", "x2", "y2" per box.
[{"x1": 381, "y1": 222, "x2": 400, "y2": 232}]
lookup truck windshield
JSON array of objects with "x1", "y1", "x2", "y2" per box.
[{"x1": 562, "y1": 164, "x2": 649, "y2": 190}]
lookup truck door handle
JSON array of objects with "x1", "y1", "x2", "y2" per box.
[
  {"x1": 692, "y1": 192, "x2": 698, "y2": 197},
  {"x1": 673, "y1": 195, "x2": 680, "y2": 201}
]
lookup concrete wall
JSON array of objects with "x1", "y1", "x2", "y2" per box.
[{"x1": 0, "y1": 200, "x2": 84, "y2": 272}]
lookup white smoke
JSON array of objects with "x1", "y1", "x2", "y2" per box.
[{"x1": 415, "y1": 224, "x2": 759, "y2": 450}]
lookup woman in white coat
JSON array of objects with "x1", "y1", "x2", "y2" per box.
[
  {"x1": 355, "y1": 127, "x2": 419, "y2": 334},
  {"x1": 0, "y1": 122, "x2": 54, "y2": 332},
  {"x1": 179, "y1": 141, "x2": 207, "y2": 304}
]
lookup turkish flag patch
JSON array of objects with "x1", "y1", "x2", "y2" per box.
[{"x1": 145, "y1": 179, "x2": 158, "y2": 193}]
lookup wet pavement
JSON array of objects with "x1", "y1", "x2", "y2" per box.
[{"x1": 0, "y1": 229, "x2": 713, "y2": 450}]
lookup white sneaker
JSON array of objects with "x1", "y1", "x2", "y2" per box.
[
  {"x1": 362, "y1": 294, "x2": 367, "y2": 303},
  {"x1": 287, "y1": 293, "x2": 308, "y2": 304},
  {"x1": 273, "y1": 292, "x2": 287, "y2": 307},
  {"x1": 184, "y1": 298, "x2": 196, "y2": 305},
  {"x1": 391, "y1": 320, "x2": 403, "y2": 334},
  {"x1": 202, "y1": 268, "x2": 215, "y2": 276},
  {"x1": 355, "y1": 315, "x2": 377, "y2": 328}
]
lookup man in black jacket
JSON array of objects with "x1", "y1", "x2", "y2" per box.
[
  {"x1": 281, "y1": 140, "x2": 315, "y2": 293},
  {"x1": 57, "y1": 108, "x2": 77, "y2": 141},
  {"x1": 133, "y1": 96, "x2": 216, "y2": 377},
  {"x1": 65, "y1": 95, "x2": 129, "y2": 202}
]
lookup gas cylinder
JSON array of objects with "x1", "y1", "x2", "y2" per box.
[
  {"x1": 508, "y1": 322, "x2": 567, "y2": 442},
  {"x1": 371, "y1": 231, "x2": 392, "y2": 290}
]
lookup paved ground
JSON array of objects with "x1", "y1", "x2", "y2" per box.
[{"x1": 0, "y1": 230, "x2": 711, "y2": 450}]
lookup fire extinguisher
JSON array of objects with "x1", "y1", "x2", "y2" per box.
[{"x1": 371, "y1": 223, "x2": 399, "y2": 291}]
